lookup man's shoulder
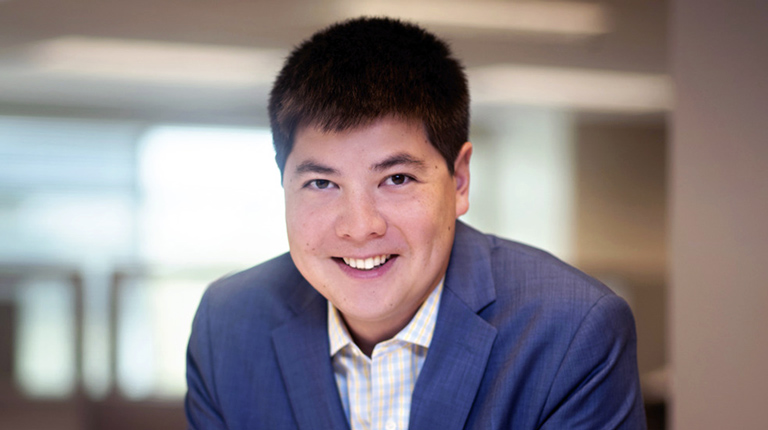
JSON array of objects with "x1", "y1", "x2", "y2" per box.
[
  {"x1": 446, "y1": 224, "x2": 644, "y2": 429},
  {"x1": 198, "y1": 252, "x2": 318, "y2": 327},
  {"x1": 492, "y1": 234, "x2": 610, "y2": 296},
  {"x1": 450, "y1": 222, "x2": 637, "y2": 379},
  {"x1": 451, "y1": 221, "x2": 618, "y2": 316}
]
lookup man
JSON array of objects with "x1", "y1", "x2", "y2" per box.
[{"x1": 186, "y1": 17, "x2": 646, "y2": 430}]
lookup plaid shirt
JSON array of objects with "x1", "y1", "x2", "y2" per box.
[{"x1": 328, "y1": 281, "x2": 443, "y2": 430}]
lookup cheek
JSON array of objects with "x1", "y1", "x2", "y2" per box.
[
  {"x1": 393, "y1": 193, "x2": 454, "y2": 243},
  {"x1": 286, "y1": 203, "x2": 333, "y2": 255},
  {"x1": 286, "y1": 206, "x2": 312, "y2": 250}
]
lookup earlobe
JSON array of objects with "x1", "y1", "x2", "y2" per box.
[{"x1": 454, "y1": 142, "x2": 472, "y2": 217}]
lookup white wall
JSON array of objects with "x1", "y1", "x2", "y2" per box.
[
  {"x1": 466, "y1": 108, "x2": 575, "y2": 262},
  {"x1": 670, "y1": 0, "x2": 768, "y2": 428}
]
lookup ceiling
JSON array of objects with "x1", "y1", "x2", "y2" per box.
[{"x1": 0, "y1": 0, "x2": 668, "y2": 125}]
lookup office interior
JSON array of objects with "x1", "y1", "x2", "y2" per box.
[{"x1": 0, "y1": 1, "x2": 765, "y2": 429}]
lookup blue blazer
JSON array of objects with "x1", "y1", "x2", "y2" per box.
[{"x1": 186, "y1": 222, "x2": 646, "y2": 429}]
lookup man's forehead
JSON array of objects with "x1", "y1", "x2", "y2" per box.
[
  {"x1": 292, "y1": 116, "x2": 425, "y2": 149},
  {"x1": 296, "y1": 115, "x2": 426, "y2": 138}
]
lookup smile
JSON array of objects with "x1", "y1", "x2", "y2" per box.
[{"x1": 341, "y1": 254, "x2": 392, "y2": 270}]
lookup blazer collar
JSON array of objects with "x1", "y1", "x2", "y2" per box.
[
  {"x1": 445, "y1": 220, "x2": 497, "y2": 312},
  {"x1": 271, "y1": 286, "x2": 350, "y2": 430},
  {"x1": 408, "y1": 220, "x2": 498, "y2": 429}
]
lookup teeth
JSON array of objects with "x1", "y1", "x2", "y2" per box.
[{"x1": 342, "y1": 254, "x2": 391, "y2": 270}]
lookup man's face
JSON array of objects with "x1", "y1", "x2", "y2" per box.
[{"x1": 283, "y1": 117, "x2": 471, "y2": 341}]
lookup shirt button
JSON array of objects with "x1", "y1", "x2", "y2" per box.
[{"x1": 385, "y1": 418, "x2": 397, "y2": 430}]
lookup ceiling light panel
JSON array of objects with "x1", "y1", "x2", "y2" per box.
[
  {"x1": 469, "y1": 65, "x2": 673, "y2": 112},
  {"x1": 340, "y1": 0, "x2": 611, "y2": 36},
  {"x1": 22, "y1": 37, "x2": 285, "y2": 87}
]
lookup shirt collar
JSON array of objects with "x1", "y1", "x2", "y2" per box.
[
  {"x1": 328, "y1": 300, "x2": 352, "y2": 357},
  {"x1": 328, "y1": 279, "x2": 444, "y2": 357}
]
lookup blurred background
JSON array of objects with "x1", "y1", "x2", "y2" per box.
[{"x1": 0, "y1": 1, "x2": 765, "y2": 429}]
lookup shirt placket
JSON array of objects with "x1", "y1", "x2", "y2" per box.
[{"x1": 370, "y1": 341, "x2": 406, "y2": 430}]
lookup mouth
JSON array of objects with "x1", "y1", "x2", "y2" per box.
[{"x1": 337, "y1": 254, "x2": 393, "y2": 271}]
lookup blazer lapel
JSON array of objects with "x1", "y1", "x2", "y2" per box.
[
  {"x1": 409, "y1": 221, "x2": 498, "y2": 430},
  {"x1": 409, "y1": 288, "x2": 497, "y2": 430},
  {"x1": 272, "y1": 294, "x2": 350, "y2": 430}
]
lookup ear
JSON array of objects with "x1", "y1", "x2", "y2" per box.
[{"x1": 453, "y1": 141, "x2": 472, "y2": 218}]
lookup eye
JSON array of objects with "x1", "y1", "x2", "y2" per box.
[
  {"x1": 305, "y1": 179, "x2": 335, "y2": 189},
  {"x1": 384, "y1": 174, "x2": 413, "y2": 186}
]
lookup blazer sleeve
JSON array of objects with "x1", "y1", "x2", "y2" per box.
[
  {"x1": 539, "y1": 294, "x2": 647, "y2": 430},
  {"x1": 185, "y1": 290, "x2": 228, "y2": 430}
]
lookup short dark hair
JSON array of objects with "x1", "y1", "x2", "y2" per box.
[{"x1": 268, "y1": 17, "x2": 470, "y2": 177}]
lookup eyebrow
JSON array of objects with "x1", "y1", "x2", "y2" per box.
[
  {"x1": 294, "y1": 153, "x2": 426, "y2": 176},
  {"x1": 293, "y1": 160, "x2": 338, "y2": 176},
  {"x1": 371, "y1": 153, "x2": 426, "y2": 172}
]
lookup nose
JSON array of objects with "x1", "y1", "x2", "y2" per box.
[{"x1": 335, "y1": 191, "x2": 387, "y2": 241}]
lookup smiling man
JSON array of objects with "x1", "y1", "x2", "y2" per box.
[{"x1": 186, "y1": 17, "x2": 647, "y2": 430}]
